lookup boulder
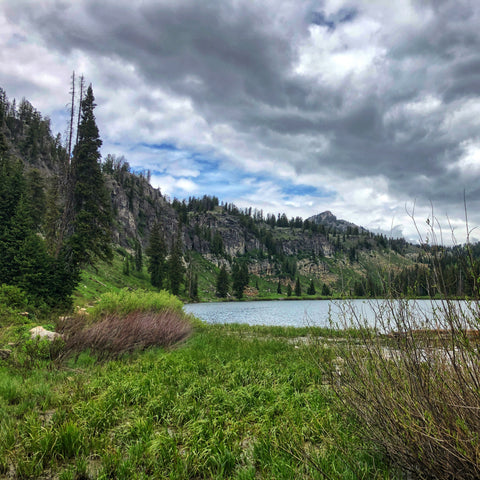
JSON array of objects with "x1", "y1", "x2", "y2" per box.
[{"x1": 29, "y1": 326, "x2": 62, "y2": 341}]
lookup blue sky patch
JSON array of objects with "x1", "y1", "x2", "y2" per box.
[
  {"x1": 139, "y1": 142, "x2": 178, "y2": 152},
  {"x1": 129, "y1": 141, "x2": 335, "y2": 213}
]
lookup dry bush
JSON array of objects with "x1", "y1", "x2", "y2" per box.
[
  {"x1": 312, "y1": 207, "x2": 480, "y2": 478},
  {"x1": 58, "y1": 309, "x2": 192, "y2": 359},
  {"x1": 323, "y1": 295, "x2": 480, "y2": 479}
]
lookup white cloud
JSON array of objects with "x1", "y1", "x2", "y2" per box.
[{"x1": 3, "y1": 0, "x2": 480, "y2": 244}]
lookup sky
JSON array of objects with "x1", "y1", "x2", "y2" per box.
[{"x1": 2, "y1": 0, "x2": 480, "y2": 244}]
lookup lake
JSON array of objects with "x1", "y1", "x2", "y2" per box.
[{"x1": 184, "y1": 299, "x2": 458, "y2": 329}]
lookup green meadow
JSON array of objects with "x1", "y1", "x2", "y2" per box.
[
  {"x1": 4, "y1": 287, "x2": 480, "y2": 479},
  {"x1": 0, "y1": 290, "x2": 394, "y2": 479}
]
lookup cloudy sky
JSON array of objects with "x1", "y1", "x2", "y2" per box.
[{"x1": 2, "y1": 0, "x2": 480, "y2": 243}]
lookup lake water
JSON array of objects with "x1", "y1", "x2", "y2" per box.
[{"x1": 184, "y1": 299, "x2": 478, "y2": 330}]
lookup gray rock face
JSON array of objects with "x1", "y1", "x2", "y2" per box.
[{"x1": 307, "y1": 211, "x2": 366, "y2": 234}]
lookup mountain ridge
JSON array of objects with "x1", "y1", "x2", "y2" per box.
[{"x1": 5, "y1": 86, "x2": 469, "y2": 302}]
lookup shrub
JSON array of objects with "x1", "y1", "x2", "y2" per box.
[
  {"x1": 309, "y1": 208, "x2": 480, "y2": 478},
  {"x1": 59, "y1": 309, "x2": 192, "y2": 359},
  {"x1": 0, "y1": 284, "x2": 29, "y2": 310},
  {"x1": 320, "y1": 293, "x2": 480, "y2": 478},
  {"x1": 88, "y1": 288, "x2": 183, "y2": 319},
  {"x1": 20, "y1": 336, "x2": 65, "y2": 367}
]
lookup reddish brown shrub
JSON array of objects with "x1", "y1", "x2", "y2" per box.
[{"x1": 58, "y1": 309, "x2": 192, "y2": 359}]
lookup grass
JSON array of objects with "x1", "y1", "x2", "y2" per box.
[
  {"x1": 74, "y1": 249, "x2": 154, "y2": 308},
  {"x1": 0, "y1": 322, "x2": 395, "y2": 479},
  {"x1": 87, "y1": 288, "x2": 184, "y2": 319}
]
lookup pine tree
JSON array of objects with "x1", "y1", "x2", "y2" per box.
[
  {"x1": 294, "y1": 277, "x2": 302, "y2": 296},
  {"x1": 64, "y1": 84, "x2": 112, "y2": 268},
  {"x1": 146, "y1": 222, "x2": 167, "y2": 289},
  {"x1": 211, "y1": 231, "x2": 224, "y2": 255},
  {"x1": 44, "y1": 177, "x2": 61, "y2": 254},
  {"x1": 189, "y1": 273, "x2": 199, "y2": 301},
  {"x1": 25, "y1": 168, "x2": 46, "y2": 231},
  {"x1": 277, "y1": 280, "x2": 282, "y2": 294},
  {"x1": 321, "y1": 283, "x2": 331, "y2": 296},
  {"x1": 0, "y1": 152, "x2": 76, "y2": 308},
  {"x1": 287, "y1": 283, "x2": 292, "y2": 297},
  {"x1": 123, "y1": 254, "x2": 131, "y2": 276},
  {"x1": 134, "y1": 239, "x2": 143, "y2": 272},
  {"x1": 307, "y1": 279, "x2": 316, "y2": 295},
  {"x1": 168, "y1": 227, "x2": 185, "y2": 296},
  {"x1": 216, "y1": 265, "x2": 229, "y2": 297},
  {"x1": 232, "y1": 259, "x2": 249, "y2": 299}
]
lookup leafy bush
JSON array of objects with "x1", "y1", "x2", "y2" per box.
[
  {"x1": 0, "y1": 284, "x2": 32, "y2": 327},
  {"x1": 20, "y1": 336, "x2": 65, "y2": 368},
  {"x1": 0, "y1": 284, "x2": 29, "y2": 310},
  {"x1": 88, "y1": 288, "x2": 183, "y2": 319}
]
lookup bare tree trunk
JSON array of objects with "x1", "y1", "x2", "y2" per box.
[
  {"x1": 57, "y1": 71, "x2": 80, "y2": 259},
  {"x1": 67, "y1": 71, "x2": 75, "y2": 163},
  {"x1": 75, "y1": 75, "x2": 84, "y2": 148}
]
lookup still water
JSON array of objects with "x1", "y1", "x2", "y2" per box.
[
  {"x1": 184, "y1": 299, "x2": 476, "y2": 329},
  {"x1": 185, "y1": 299, "x2": 393, "y2": 328}
]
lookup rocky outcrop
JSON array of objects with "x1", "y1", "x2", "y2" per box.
[
  {"x1": 107, "y1": 175, "x2": 179, "y2": 249},
  {"x1": 277, "y1": 229, "x2": 333, "y2": 257},
  {"x1": 308, "y1": 211, "x2": 367, "y2": 234}
]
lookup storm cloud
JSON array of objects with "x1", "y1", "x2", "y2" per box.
[{"x1": 3, "y1": 0, "x2": 480, "y2": 241}]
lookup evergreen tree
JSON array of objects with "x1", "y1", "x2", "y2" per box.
[
  {"x1": 287, "y1": 283, "x2": 292, "y2": 297},
  {"x1": 0, "y1": 150, "x2": 76, "y2": 308},
  {"x1": 64, "y1": 84, "x2": 112, "y2": 268},
  {"x1": 232, "y1": 259, "x2": 249, "y2": 299},
  {"x1": 0, "y1": 136, "x2": 23, "y2": 231},
  {"x1": 168, "y1": 227, "x2": 185, "y2": 296},
  {"x1": 146, "y1": 222, "x2": 167, "y2": 289},
  {"x1": 44, "y1": 177, "x2": 61, "y2": 255},
  {"x1": 321, "y1": 283, "x2": 331, "y2": 296},
  {"x1": 307, "y1": 279, "x2": 316, "y2": 295},
  {"x1": 134, "y1": 239, "x2": 143, "y2": 272},
  {"x1": 211, "y1": 230, "x2": 224, "y2": 255},
  {"x1": 277, "y1": 280, "x2": 282, "y2": 294},
  {"x1": 184, "y1": 257, "x2": 199, "y2": 301},
  {"x1": 354, "y1": 280, "x2": 366, "y2": 297},
  {"x1": 216, "y1": 265, "x2": 229, "y2": 297},
  {"x1": 189, "y1": 273, "x2": 199, "y2": 301},
  {"x1": 123, "y1": 254, "x2": 132, "y2": 276},
  {"x1": 294, "y1": 277, "x2": 302, "y2": 296},
  {"x1": 25, "y1": 168, "x2": 46, "y2": 231}
]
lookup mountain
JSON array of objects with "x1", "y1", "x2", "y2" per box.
[
  {"x1": 5, "y1": 86, "x2": 472, "y2": 303},
  {"x1": 307, "y1": 211, "x2": 368, "y2": 234}
]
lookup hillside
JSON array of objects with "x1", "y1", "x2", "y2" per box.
[{"x1": 1, "y1": 86, "x2": 473, "y2": 304}]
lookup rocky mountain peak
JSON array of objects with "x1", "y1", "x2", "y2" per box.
[{"x1": 307, "y1": 211, "x2": 365, "y2": 234}]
